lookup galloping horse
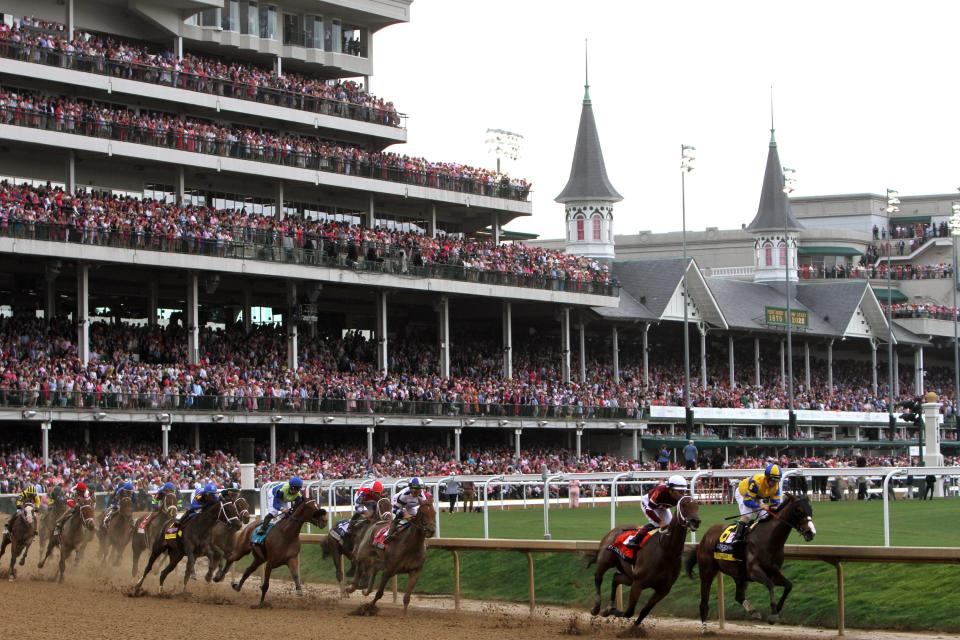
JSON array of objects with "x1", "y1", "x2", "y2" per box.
[
  {"x1": 353, "y1": 500, "x2": 436, "y2": 613},
  {"x1": 323, "y1": 496, "x2": 391, "y2": 590},
  {"x1": 133, "y1": 498, "x2": 242, "y2": 594},
  {"x1": 201, "y1": 494, "x2": 250, "y2": 582},
  {"x1": 38, "y1": 500, "x2": 96, "y2": 582},
  {"x1": 0, "y1": 505, "x2": 38, "y2": 580},
  {"x1": 221, "y1": 498, "x2": 327, "y2": 606},
  {"x1": 588, "y1": 496, "x2": 701, "y2": 634},
  {"x1": 686, "y1": 494, "x2": 816, "y2": 629},
  {"x1": 39, "y1": 495, "x2": 67, "y2": 550},
  {"x1": 98, "y1": 496, "x2": 134, "y2": 565},
  {"x1": 131, "y1": 492, "x2": 179, "y2": 578}
]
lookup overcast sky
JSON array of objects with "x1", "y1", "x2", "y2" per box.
[{"x1": 373, "y1": 1, "x2": 960, "y2": 240}]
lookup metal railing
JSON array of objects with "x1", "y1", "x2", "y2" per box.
[
  {"x1": 0, "y1": 104, "x2": 531, "y2": 202},
  {"x1": 0, "y1": 39, "x2": 405, "y2": 129},
  {"x1": 0, "y1": 221, "x2": 616, "y2": 296}
]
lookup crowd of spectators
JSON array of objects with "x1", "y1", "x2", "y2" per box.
[
  {"x1": 875, "y1": 221, "x2": 950, "y2": 242},
  {"x1": 0, "y1": 16, "x2": 400, "y2": 126},
  {"x1": 884, "y1": 303, "x2": 960, "y2": 321},
  {"x1": 0, "y1": 86, "x2": 531, "y2": 200},
  {"x1": 797, "y1": 261, "x2": 953, "y2": 280}
]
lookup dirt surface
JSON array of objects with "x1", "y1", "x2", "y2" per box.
[{"x1": 0, "y1": 545, "x2": 956, "y2": 640}]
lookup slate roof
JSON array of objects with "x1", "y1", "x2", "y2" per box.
[
  {"x1": 555, "y1": 86, "x2": 623, "y2": 204},
  {"x1": 610, "y1": 258, "x2": 691, "y2": 318},
  {"x1": 746, "y1": 131, "x2": 803, "y2": 233},
  {"x1": 704, "y1": 278, "x2": 836, "y2": 337},
  {"x1": 592, "y1": 289, "x2": 657, "y2": 321}
]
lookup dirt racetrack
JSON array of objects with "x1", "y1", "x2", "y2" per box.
[{"x1": 0, "y1": 547, "x2": 956, "y2": 640}]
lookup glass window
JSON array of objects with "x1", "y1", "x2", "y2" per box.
[
  {"x1": 200, "y1": 9, "x2": 219, "y2": 28},
  {"x1": 592, "y1": 216, "x2": 601, "y2": 240},
  {"x1": 331, "y1": 19, "x2": 341, "y2": 53},
  {"x1": 246, "y1": 2, "x2": 259, "y2": 35},
  {"x1": 222, "y1": 1, "x2": 240, "y2": 31},
  {"x1": 305, "y1": 15, "x2": 322, "y2": 49},
  {"x1": 779, "y1": 242, "x2": 788, "y2": 266},
  {"x1": 284, "y1": 13, "x2": 304, "y2": 46},
  {"x1": 764, "y1": 244, "x2": 773, "y2": 266},
  {"x1": 259, "y1": 4, "x2": 277, "y2": 39},
  {"x1": 576, "y1": 218, "x2": 584, "y2": 241}
]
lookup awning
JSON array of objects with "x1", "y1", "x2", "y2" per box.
[
  {"x1": 478, "y1": 226, "x2": 539, "y2": 241},
  {"x1": 890, "y1": 215, "x2": 930, "y2": 224},
  {"x1": 871, "y1": 286, "x2": 908, "y2": 303},
  {"x1": 798, "y1": 246, "x2": 864, "y2": 257}
]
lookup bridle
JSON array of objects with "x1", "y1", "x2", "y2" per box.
[
  {"x1": 283, "y1": 498, "x2": 318, "y2": 524},
  {"x1": 78, "y1": 503, "x2": 95, "y2": 530},
  {"x1": 764, "y1": 496, "x2": 814, "y2": 537},
  {"x1": 217, "y1": 498, "x2": 241, "y2": 527}
]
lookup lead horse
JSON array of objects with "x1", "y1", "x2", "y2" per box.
[
  {"x1": 38, "y1": 500, "x2": 96, "y2": 582},
  {"x1": 323, "y1": 496, "x2": 392, "y2": 592},
  {"x1": 0, "y1": 505, "x2": 37, "y2": 580},
  {"x1": 686, "y1": 493, "x2": 816, "y2": 630}
]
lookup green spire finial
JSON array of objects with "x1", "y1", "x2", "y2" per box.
[
  {"x1": 769, "y1": 85, "x2": 776, "y2": 145},
  {"x1": 583, "y1": 38, "x2": 591, "y2": 102}
]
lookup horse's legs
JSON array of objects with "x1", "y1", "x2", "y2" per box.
[
  {"x1": 734, "y1": 576, "x2": 761, "y2": 620},
  {"x1": 765, "y1": 568, "x2": 792, "y2": 623},
  {"x1": 182, "y1": 546, "x2": 197, "y2": 590},
  {"x1": 258, "y1": 564, "x2": 273, "y2": 607},
  {"x1": 136, "y1": 544, "x2": 163, "y2": 591},
  {"x1": 698, "y1": 563, "x2": 720, "y2": 629},
  {"x1": 56, "y1": 545, "x2": 67, "y2": 582},
  {"x1": 370, "y1": 570, "x2": 391, "y2": 607},
  {"x1": 232, "y1": 554, "x2": 264, "y2": 592},
  {"x1": 631, "y1": 587, "x2": 670, "y2": 629},
  {"x1": 158, "y1": 550, "x2": 183, "y2": 593},
  {"x1": 403, "y1": 569, "x2": 422, "y2": 613},
  {"x1": 38, "y1": 534, "x2": 55, "y2": 569},
  {"x1": 19, "y1": 538, "x2": 33, "y2": 566},
  {"x1": 591, "y1": 559, "x2": 606, "y2": 616},
  {"x1": 288, "y1": 555, "x2": 303, "y2": 596},
  {"x1": 7, "y1": 543, "x2": 16, "y2": 580},
  {"x1": 0, "y1": 533, "x2": 9, "y2": 560}
]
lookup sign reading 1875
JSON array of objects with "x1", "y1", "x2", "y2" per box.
[{"x1": 765, "y1": 306, "x2": 809, "y2": 328}]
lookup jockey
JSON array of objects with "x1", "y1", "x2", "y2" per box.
[
  {"x1": 52, "y1": 482, "x2": 91, "y2": 537},
  {"x1": 179, "y1": 482, "x2": 221, "y2": 524},
  {"x1": 151, "y1": 482, "x2": 177, "y2": 510},
  {"x1": 624, "y1": 475, "x2": 688, "y2": 548},
  {"x1": 103, "y1": 480, "x2": 135, "y2": 525},
  {"x1": 3, "y1": 485, "x2": 40, "y2": 537},
  {"x1": 349, "y1": 480, "x2": 384, "y2": 528},
  {"x1": 384, "y1": 477, "x2": 430, "y2": 542},
  {"x1": 257, "y1": 477, "x2": 303, "y2": 534},
  {"x1": 734, "y1": 463, "x2": 783, "y2": 542}
]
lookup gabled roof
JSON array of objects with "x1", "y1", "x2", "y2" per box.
[
  {"x1": 705, "y1": 278, "x2": 835, "y2": 336},
  {"x1": 592, "y1": 289, "x2": 657, "y2": 321},
  {"x1": 555, "y1": 85, "x2": 623, "y2": 204},
  {"x1": 746, "y1": 130, "x2": 803, "y2": 233}
]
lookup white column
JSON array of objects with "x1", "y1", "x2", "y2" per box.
[
  {"x1": 275, "y1": 182, "x2": 285, "y2": 219},
  {"x1": 287, "y1": 282, "x2": 298, "y2": 370},
  {"x1": 612, "y1": 325, "x2": 620, "y2": 385},
  {"x1": 643, "y1": 323, "x2": 650, "y2": 388},
  {"x1": 76, "y1": 263, "x2": 89, "y2": 364},
  {"x1": 66, "y1": 0, "x2": 74, "y2": 36},
  {"x1": 83, "y1": 427, "x2": 90, "y2": 446},
  {"x1": 175, "y1": 166, "x2": 186, "y2": 205},
  {"x1": 575, "y1": 429, "x2": 583, "y2": 458},
  {"x1": 915, "y1": 347, "x2": 924, "y2": 396},
  {"x1": 186, "y1": 272, "x2": 199, "y2": 365},
  {"x1": 269, "y1": 423, "x2": 277, "y2": 465},
  {"x1": 728, "y1": 334, "x2": 735, "y2": 389},
  {"x1": 41, "y1": 422, "x2": 51, "y2": 469},
  {"x1": 44, "y1": 264, "x2": 59, "y2": 321},
  {"x1": 148, "y1": 280, "x2": 158, "y2": 326},
  {"x1": 193, "y1": 424, "x2": 200, "y2": 451},
  {"x1": 274, "y1": 55, "x2": 282, "y2": 76},
  {"x1": 376, "y1": 291, "x2": 388, "y2": 375},
  {"x1": 632, "y1": 429, "x2": 639, "y2": 460},
  {"x1": 827, "y1": 339, "x2": 834, "y2": 395},
  {"x1": 502, "y1": 301, "x2": 512, "y2": 379},
  {"x1": 430, "y1": 204, "x2": 438, "y2": 238},
  {"x1": 366, "y1": 427, "x2": 375, "y2": 463},
  {"x1": 754, "y1": 336, "x2": 761, "y2": 387},
  {"x1": 922, "y1": 401, "x2": 944, "y2": 495},
  {"x1": 65, "y1": 150, "x2": 76, "y2": 194},
  {"x1": 161, "y1": 420, "x2": 170, "y2": 459},
  {"x1": 804, "y1": 341, "x2": 811, "y2": 391},
  {"x1": 893, "y1": 349, "x2": 900, "y2": 397},
  {"x1": 699, "y1": 325, "x2": 708, "y2": 391},
  {"x1": 173, "y1": 36, "x2": 183, "y2": 59},
  {"x1": 578, "y1": 319, "x2": 587, "y2": 383},
  {"x1": 438, "y1": 295, "x2": 450, "y2": 378},
  {"x1": 780, "y1": 339, "x2": 786, "y2": 391},
  {"x1": 454, "y1": 428, "x2": 462, "y2": 462},
  {"x1": 514, "y1": 428, "x2": 522, "y2": 459},
  {"x1": 492, "y1": 212, "x2": 501, "y2": 244},
  {"x1": 243, "y1": 288, "x2": 252, "y2": 334},
  {"x1": 560, "y1": 308, "x2": 571, "y2": 383},
  {"x1": 367, "y1": 193, "x2": 375, "y2": 229},
  {"x1": 870, "y1": 339, "x2": 878, "y2": 395}
]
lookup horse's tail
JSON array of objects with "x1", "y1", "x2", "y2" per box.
[
  {"x1": 684, "y1": 548, "x2": 698, "y2": 579},
  {"x1": 582, "y1": 552, "x2": 597, "y2": 568},
  {"x1": 321, "y1": 536, "x2": 331, "y2": 559}
]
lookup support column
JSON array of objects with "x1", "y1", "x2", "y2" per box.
[
  {"x1": 275, "y1": 182, "x2": 285, "y2": 219},
  {"x1": 44, "y1": 262, "x2": 60, "y2": 321},
  {"x1": 870, "y1": 339, "x2": 878, "y2": 395},
  {"x1": 492, "y1": 212, "x2": 501, "y2": 244},
  {"x1": 175, "y1": 166, "x2": 186, "y2": 205},
  {"x1": 779, "y1": 340, "x2": 786, "y2": 391},
  {"x1": 578, "y1": 318, "x2": 587, "y2": 383},
  {"x1": 83, "y1": 426, "x2": 90, "y2": 446},
  {"x1": 921, "y1": 401, "x2": 944, "y2": 493},
  {"x1": 827, "y1": 339, "x2": 834, "y2": 395},
  {"x1": 612, "y1": 325, "x2": 620, "y2": 385},
  {"x1": 274, "y1": 55, "x2": 282, "y2": 76},
  {"x1": 376, "y1": 291, "x2": 388, "y2": 375},
  {"x1": 193, "y1": 424, "x2": 200, "y2": 452},
  {"x1": 438, "y1": 295, "x2": 450, "y2": 378},
  {"x1": 699, "y1": 325, "x2": 707, "y2": 392},
  {"x1": 173, "y1": 35, "x2": 183, "y2": 59},
  {"x1": 454, "y1": 428, "x2": 462, "y2": 462},
  {"x1": 502, "y1": 301, "x2": 512, "y2": 379},
  {"x1": 243, "y1": 288, "x2": 252, "y2": 334},
  {"x1": 65, "y1": 150, "x2": 76, "y2": 194},
  {"x1": 269, "y1": 423, "x2": 277, "y2": 465},
  {"x1": 754, "y1": 336, "x2": 761, "y2": 387},
  {"x1": 643, "y1": 323, "x2": 650, "y2": 388},
  {"x1": 41, "y1": 422, "x2": 51, "y2": 469},
  {"x1": 186, "y1": 272, "x2": 199, "y2": 365},
  {"x1": 66, "y1": 0, "x2": 74, "y2": 37},
  {"x1": 632, "y1": 429, "x2": 639, "y2": 461},
  {"x1": 728, "y1": 334, "x2": 735, "y2": 389},
  {"x1": 429, "y1": 204, "x2": 438, "y2": 238},
  {"x1": 161, "y1": 419, "x2": 170, "y2": 459},
  {"x1": 76, "y1": 263, "x2": 89, "y2": 364},
  {"x1": 560, "y1": 307, "x2": 571, "y2": 384},
  {"x1": 514, "y1": 429, "x2": 522, "y2": 459},
  {"x1": 804, "y1": 341, "x2": 811, "y2": 391},
  {"x1": 287, "y1": 282, "x2": 298, "y2": 370},
  {"x1": 915, "y1": 347, "x2": 924, "y2": 396},
  {"x1": 893, "y1": 350, "x2": 900, "y2": 397},
  {"x1": 366, "y1": 427, "x2": 375, "y2": 463},
  {"x1": 575, "y1": 429, "x2": 583, "y2": 458},
  {"x1": 148, "y1": 280, "x2": 158, "y2": 326},
  {"x1": 367, "y1": 193, "x2": 375, "y2": 229},
  {"x1": 292, "y1": 429, "x2": 299, "y2": 444}
]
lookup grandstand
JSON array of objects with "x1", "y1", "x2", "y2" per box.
[{"x1": 0, "y1": 0, "x2": 956, "y2": 496}]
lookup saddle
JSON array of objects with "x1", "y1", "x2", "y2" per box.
[
  {"x1": 608, "y1": 528, "x2": 658, "y2": 561},
  {"x1": 329, "y1": 518, "x2": 351, "y2": 542},
  {"x1": 251, "y1": 518, "x2": 278, "y2": 546},
  {"x1": 372, "y1": 525, "x2": 391, "y2": 549},
  {"x1": 713, "y1": 521, "x2": 760, "y2": 562},
  {"x1": 163, "y1": 521, "x2": 182, "y2": 540}
]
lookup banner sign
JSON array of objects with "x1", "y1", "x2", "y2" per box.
[{"x1": 765, "y1": 306, "x2": 809, "y2": 328}]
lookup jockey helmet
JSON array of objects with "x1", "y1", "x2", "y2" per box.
[
  {"x1": 120, "y1": 481, "x2": 134, "y2": 491},
  {"x1": 162, "y1": 482, "x2": 176, "y2": 492},
  {"x1": 289, "y1": 476, "x2": 303, "y2": 490},
  {"x1": 75, "y1": 482, "x2": 87, "y2": 493},
  {"x1": 204, "y1": 482, "x2": 218, "y2": 494},
  {"x1": 765, "y1": 464, "x2": 782, "y2": 482},
  {"x1": 409, "y1": 477, "x2": 422, "y2": 489},
  {"x1": 371, "y1": 481, "x2": 384, "y2": 494},
  {"x1": 666, "y1": 475, "x2": 689, "y2": 491}
]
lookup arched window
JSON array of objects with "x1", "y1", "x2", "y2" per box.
[
  {"x1": 592, "y1": 216, "x2": 602, "y2": 240},
  {"x1": 576, "y1": 218, "x2": 585, "y2": 241},
  {"x1": 779, "y1": 242, "x2": 788, "y2": 266},
  {"x1": 764, "y1": 243, "x2": 773, "y2": 266}
]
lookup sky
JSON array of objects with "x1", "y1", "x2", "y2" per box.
[{"x1": 371, "y1": 0, "x2": 960, "y2": 241}]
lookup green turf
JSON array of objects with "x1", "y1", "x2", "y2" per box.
[{"x1": 291, "y1": 499, "x2": 960, "y2": 631}]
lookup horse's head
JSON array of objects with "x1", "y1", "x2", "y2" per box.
[
  {"x1": 118, "y1": 496, "x2": 133, "y2": 515},
  {"x1": 416, "y1": 501, "x2": 437, "y2": 538},
  {"x1": 79, "y1": 503, "x2": 96, "y2": 531},
  {"x1": 676, "y1": 495, "x2": 700, "y2": 532},
  {"x1": 22, "y1": 504, "x2": 35, "y2": 525},
  {"x1": 163, "y1": 492, "x2": 178, "y2": 517},
  {"x1": 306, "y1": 501, "x2": 328, "y2": 529},
  {"x1": 376, "y1": 496, "x2": 392, "y2": 521},
  {"x1": 776, "y1": 494, "x2": 816, "y2": 542},
  {"x1": 234, "y1": 496, "x2": 251, "y2": 524},
  {"x1": 218, "y1": 498, "x2": 243, "y2": 531}
]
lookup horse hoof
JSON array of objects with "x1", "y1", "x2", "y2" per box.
[
  {"x1": 231, "y1": 582, "x2": 241, "y2": 592},
  {"x1": 750, "y1": 611, "x2": 762, "y2": 621},
  {"x1": 590, "y1": 605, "x2": 600, "y2": 617},
  {"x1": 767, "y1": 613, "x2": 780, "y2": 624}
]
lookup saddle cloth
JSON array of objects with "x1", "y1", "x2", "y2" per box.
[
  {"x1": 251, "y1": 519, "x2": 278, "y2": 546},
  {"x1": 329, "y1": 519, "x2": 350, "y2": 542},
  {"x1": 608, "y1": 528, "x2": 657, "y2": 561},
  {"x1": 713, "y1": 521, "x2": 759, "y2": 562},
  {"x1": 136, "y1": 515, "x2": 151, "y2": 535},
  {"x1": 163, "y1": 521, "x2": 182, "y2": 540}
]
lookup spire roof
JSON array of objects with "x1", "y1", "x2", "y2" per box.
[{"x1": 746, "y1": 130, "x2": 803, "y2": 232}]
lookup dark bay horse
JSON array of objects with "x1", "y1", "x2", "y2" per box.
[
  {"x1": 39, "y1": 496, "x2": 67, "y2": 550},
  {"x1": 324, "y1": 496, "x2": 391, "y2": 591},
  {"x1": 224, "y1": 498, "x2": 328, "y2": 606},
  {"x1": 131, "y1": 492, "x2": 179, "y2": 578},
  {"x1": 0, "y1": 505, "x2": 37, "y2": 580},
  {"x1": 38, "y1": 500, "x2": 96, "y2": 582},
  {"x1": 588, "y1": 496, "x2": 701, "y2": 634},
  {"x1": 133, "y1": 498, "x2": 242, "y2": 594},
  {"x1": 98, "y1": 496, "x2": 134, "y2": 565},
  {"x1": 354, "y1": 500, "x2": 436, "y2": 613},
  {"x1": 201, "y1": 495, "x2": 250, "y2": 582},
  {"x1": 686, "y1": 494, "x2": 816, "y2": 630}
]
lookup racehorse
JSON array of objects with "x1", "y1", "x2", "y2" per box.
[
  {"x1": 131, "y1": 491, "x2": 179, "y2": 578},
  {"x1": 323, "y1": 496, "x2": 392, "y2": 591},
  {"x1": 352, "y1": 499, "x2": 436, "y2": 613},
  {"x1": 37, "y1": 500, "x2": 96, "y2": 582},
  {"x1": 39, "y1": 495, "x2": 67, "y2": 550},
  {"x1": 587, "y1": 496, "x2": 701, "y2": 634},
  {"x1": 222, "y1": 498, "x2": 328, "y2": 606},
  {"x1": 201, "y1": 494, "x2": 250, "y2": 582},
  {"x1": 0, "y1": 505, "x2": 37, "y2": 580},
  {"x1": 133, "y1": 498, "x2": 242, "y2": 595},
  {"x1": 98, "y1": 496, "x2": 134, "y2": 565},
  {"x1": 686, "y1": 494, "x2": 816, "y2": 629}
]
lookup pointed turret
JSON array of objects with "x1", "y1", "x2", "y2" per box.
[{"x1": 749, "y1": 129, "x2": 803, "y2": 283}]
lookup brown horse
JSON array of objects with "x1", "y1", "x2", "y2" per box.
[
  {"x1": 354, "y1": 500, "x2": 437, "y2": 613},
  {"x1": 225, "y1": 498, "x2": 328, "y2": 606},
  {"x1": 39, "y1": 496, "x2": 67, "y2": 551},
  {"x1": 201, "y1": 494, "x2": 250, "y2": 582},
  {"x1": 98, "y1": 496, "x2": 134, "y2": 565},
  {"x1": 133, "y1": 498, "x2": 242, "y2": 594},
  {"x1": 324, "y1": 496, "x2": 391, "y2": 591},
  {"x1": 587, "y1": 496, "x2": 701, "y2": 633},
  {"x1": 686, "y1": 494, "x2": 816, "y2": 630},
  {"x1": 0, "y1": 505, "x2": 38, "y2": 580},
  {"x1": 131, "y1": 492, "x2": 179, "y2": 578},
  {"x1": 38, "y1": 500, "x2": 96, "y2": 582}
]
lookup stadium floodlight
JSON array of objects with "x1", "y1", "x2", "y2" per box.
[
  {"x1": 680, "y1": 143, "x2": 695, "y2": 441},
  {"x1": 270, "y1": 415, "x2": 283, "y2": 423},
  {"x1": 155, "y1": 413, "x2": 171, "y2": 422},
  {"x1": 374, "y1": 416, "x2": 386, "y2": 425},
  {"x1": 783, "y1": 165, "x2": 798, "y2": 440},
  {"x1": 323, "y1": 416, "x2": 335, "y2": 424},
  {"x1": 465, "y1": 418, "x2": 477, "y2": 426},
  {"x1": 950, "y1": 199, "x2": 960, "y2": 439},
  {"x1": 93, "y1": 411, "x2": 107, "y2": 421},
  {"x1": 421, "y1": 418, "x2": 432, "y2": 426},
  {"x1": 212, "y1": 414, "x2": 225, "y2": 422},
  {"x1": 884, "y1": 187, "x2": 900, "y2": 443},
  {"x1": 537, "y1": 420, "x2": 549, "y2": 427},
  {"x1": 498, "y1": 420, "x2": 509, "y2": 427},
  {"x1": 22, "y1": 410, "x2": 36, "y2": 419},
  {"x1": 485, "y1": 128, "x2": 524, "y2": 173}
]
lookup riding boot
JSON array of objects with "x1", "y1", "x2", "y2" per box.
[
  {"x1": 382, "y1": 518, "x2": 400, "y2": 543},
  {"x1": 733, "y1": 520, "x2": 747, "y2": 543},
  {"x1": 257, "y1": 513, "x2": 273, "y2": 535}
]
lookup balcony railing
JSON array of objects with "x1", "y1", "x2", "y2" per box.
[
  {"x1": 0, "y1": 39, "x2": 406, "y2": 129},
  {"x1": 0, "y1": 221, "x2": 619, "y2": 296},
  {"x1": 0, "y1": 103, "x2": 530, "y2": 202}
]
